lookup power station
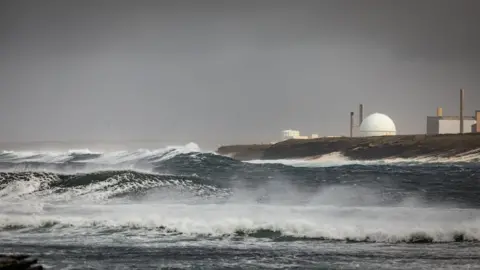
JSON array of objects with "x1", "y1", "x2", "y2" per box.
[
  {"x1": 350, "y1": 89, "x2": 479, "y2": 137},
  {"x1": 426, "y1": 89, "x2": 478, "y2": 135},
  {"x1": 349, "y1": 103, "x2": 396, "y2": 137},
  {"x1": 285, "y1": 89, "x2": 478, "y2": 140}
]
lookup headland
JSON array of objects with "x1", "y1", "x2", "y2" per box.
[{"x1": 216, "y1": 133, "x2": 480, "y2": 161}]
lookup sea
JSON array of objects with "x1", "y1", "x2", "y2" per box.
[{"x1": 1, "y1": 142, "x2": 480, "y2": 270}]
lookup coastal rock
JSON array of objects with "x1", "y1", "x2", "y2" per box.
[
  {"x1": 215, "y1": 144, "x2": 271, "y2": 160},
  {"x1": 0, "y1": 254, "x2": 44, "y2": 270},
  {"x1": 217, "y1": 133, "x2": 480, "y2": 161}
]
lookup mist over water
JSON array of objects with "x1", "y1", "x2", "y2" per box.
[{"x1": 1, "y1": 143, "x2": 480, "y2": 269}]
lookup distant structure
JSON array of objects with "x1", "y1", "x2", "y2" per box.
[
  {"x1": 473, "y1": 110, "x2": 480, "y2": 133},
  {"x1": 359, "y1": 113, "x2": 397, "y2": 137},
  {"x1": 350, "y1": 112, "x2": 354, "y2": 137},
  {"x1": 359, "y1": 104, "x2": 364, "y2": 126},
  {"x1": 426, "y1": 89, "x2": 477, "y2": 135},
  {"x1": 282, "y1": 129, "x2": 301, "y2": 140},
  {"x1": 426, "y1": 109, "x2": 476, "y2": 134},
  {"x1": 281, "y1": 130, "x2": 321, "y2": 140},
  {"x1": 349, "y1": 104, "x2": 364, "y2": 137},
  {"x1": 460, "y1": 89, "x2": 464, "y2": 133},
  {"x1": 281, "y1": 129, "x2": 310, "y2": 140}
]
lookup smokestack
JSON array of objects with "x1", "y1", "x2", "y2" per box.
[
  {"x1": 437, "y1": 107, "x2": 443, "y2": 117},
  {"x1": 350, "y1": 112, "x2": 354, "y2": 137},
  {"x1": 460, "y1": 89, "x2": 464, "y2": 134},
  {"x1": 359, "y1": 104, "x2": 364, "y2": 125}
]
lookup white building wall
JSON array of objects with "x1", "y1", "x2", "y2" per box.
[
  {"x1": 360, "y1": 130, "x2": 396, "y2": 137},
  {"x1": 438, "y1": 119, "x2": 476, "y2": 134},
  {"x1": 282, "y1": 129, "x2": 300, "y2": 140}
]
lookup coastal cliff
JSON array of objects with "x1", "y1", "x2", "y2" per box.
[{"x1": 216, "y1": 133, "x2": 480, "y2": 161}]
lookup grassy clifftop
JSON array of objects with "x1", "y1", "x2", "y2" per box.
[{"x1": 216, "y1": 133, "x2": 480, "y2": 160}]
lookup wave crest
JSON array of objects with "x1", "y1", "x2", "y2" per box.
[
  {"x1": 0, "y1": 142, "x2": 202, "y2": 167},
  {"x1": 1, "y1": 215, "x2": 479, "y2": 243},
  {"x1": 0, "y1": 170, "x2": 229, "y2": 203}
]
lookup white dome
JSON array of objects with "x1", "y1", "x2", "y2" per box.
[{"x1": 359, "y1": 113, "x2": 396, "y2": 137}]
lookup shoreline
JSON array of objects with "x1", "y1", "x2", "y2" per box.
[{"x1": 216, "y1": 133, "x2": 480, "y2": 161}]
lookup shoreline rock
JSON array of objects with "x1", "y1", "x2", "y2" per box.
[
  {"x1": 0, "y1": 254, "x2": 44, "y2": 270},
  {"x1": 217, "y1": 133, "x2": 480, "y2": 161}
]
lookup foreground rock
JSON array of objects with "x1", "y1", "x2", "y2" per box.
[
  {"x1": 0, "y1": 254, "x2": 43, "y2": 270},
  {"x1": 217, "y1": 133, "x2": 480, "y2": 161}
]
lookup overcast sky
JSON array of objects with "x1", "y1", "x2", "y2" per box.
[{"x1": 1, "y1": 0, "x2": 479, "y2": 148}]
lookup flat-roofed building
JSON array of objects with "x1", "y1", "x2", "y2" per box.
[{"x1": 426, "y1": 115, "x2": 476, "y2": 134}]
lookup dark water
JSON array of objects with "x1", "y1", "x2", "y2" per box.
[{"x1": 1, "y1": 146, "x2": 480, "y2": 269}]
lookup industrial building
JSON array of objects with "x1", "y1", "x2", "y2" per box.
[
  {"x1": 280, "y1": 130, "x2": 319, "y2": 140},
  {"x1": 426, "y1": 112, "x2": 476, "y2": 134},
  {"x1": 281, "y1": 129, "x2": 309, "y2": 140},
  {"x1": 350, "y1": 104, "x2": 396, "y2": 137},
  {"x1": 359, "y1": 113, "x2": 397, "y2": 136},
  {"x1": 281, "y1": 129, "x2": 301, "y2": 139},
  {"x1": 426, "y1": 89, "x2": 478, "y2": 135},
  {"x1": 473, "y1": 111, "x2": 480, "y2": 133}
]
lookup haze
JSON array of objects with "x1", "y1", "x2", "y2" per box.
[{"x1": 1, "y1": 0, "x2": 479, "y2": 149}]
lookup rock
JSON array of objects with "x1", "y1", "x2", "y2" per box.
[
  {"x1": 0, "y1": 254, "x2": 44, "y2": 270},
  {"x1": 217, "y1": 133, "x2": 480, "y2": 161}
]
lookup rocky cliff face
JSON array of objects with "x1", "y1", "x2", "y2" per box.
[{"x1": 217, "y1": 133, "x2": 480, "y2": 160}]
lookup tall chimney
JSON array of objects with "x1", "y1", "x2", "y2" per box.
[
  {"x1": 350, "y1": 112, "x2": 354, "y2": 137},
  {"x1": 359, "y1": 104, "x2": 364, "y2": 126},
  {"x1": 460, "y1": 89, "x2": 464, "y2": 134}
]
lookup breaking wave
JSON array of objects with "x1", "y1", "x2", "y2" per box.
[
  {"x1": 1, "y1": 143, "x2": 479, "y2": 172},
  {"x1": 2, "y1": 200, "x2": 479, "y2": 243},
  {"x1": 0, "y1": 142, "x2": 203, "y2": 172},
  {"x1": 2, "y1": 224, "x2": 479, "y2": 244},
  {"x1": 1, "y1": 142, "x2": 480, "y2": 246}
]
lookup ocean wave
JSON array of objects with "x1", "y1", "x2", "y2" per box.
[
  {"x1": 1, "y1": 143, "x2": 480, "y2": 247},
  {"x1": 1, "y1": 209, "x2": 479, "y2": 243},
  {"x1": 1, "y1": 142, "x2": 478, "y2": 170},
  {"x1": 0, "y1": 170, "x2": 230, "y2": 203},
  {"x1": 0, "y1": 142, "x2": 202, "y2": 165},
  {"x1": 1, "y1": 143, "x2": 478, "y2": 174},
  {"x1": 1, "y1": 163, "x2": 479, "y2": 208}
]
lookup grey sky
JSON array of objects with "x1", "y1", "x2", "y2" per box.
[{"x1": 1, "y1": 0, "x2": 479, "y2": 149}]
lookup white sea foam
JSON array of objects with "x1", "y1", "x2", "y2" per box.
[
  {"x1": 246, "y1": 149, "x2": 480, "y2": 167},
  {"x1": 1, "y1": 173, "x2": 478, "y2": 244},
  {"x1": 0, "y1": 142, "x2": 205, "y2": 174},
  {"x1": 2, "y1": 199, "x2": 479, "y2": 243},
  {"x1": 0, "y1": 142, "x2": 200, "y2": 163}
]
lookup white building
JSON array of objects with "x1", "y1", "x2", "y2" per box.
[
  {"x1": 359, "y1": 113, "x2": 397, "y2": 137},
  {"x1": 282, "y1": 129, "x2": 300, "y2": 140},
  {"x1": 426, "y1": 116, "x2": 476, "y2": 134},
  {"x1": 281, "y1": 129, "x2": 311, "y2": 140}
]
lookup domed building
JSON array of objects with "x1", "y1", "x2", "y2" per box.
[{"x1": 359, "y1": 113, "x2": 396, "y2": 137}]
